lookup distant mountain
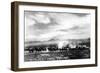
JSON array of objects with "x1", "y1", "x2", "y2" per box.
[{"x1": 25, "y1": 38, "x2": 90, "y2": 44}]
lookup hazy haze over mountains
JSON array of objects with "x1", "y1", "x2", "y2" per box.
[{"x1": 25, "y1": 11, "x2": 91, "y2": 42}]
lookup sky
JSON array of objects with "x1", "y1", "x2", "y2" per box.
[{"x1": 25, "y1": 11, "x2": 91, "y2": 42}]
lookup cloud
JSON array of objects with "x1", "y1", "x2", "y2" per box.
[{"x1": 25, "y1": 11, "x2": 90, "y2": 42}]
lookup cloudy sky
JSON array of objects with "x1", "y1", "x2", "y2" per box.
[{"x1": 25, "y1": 11, "x2": 91, "y2": 42}]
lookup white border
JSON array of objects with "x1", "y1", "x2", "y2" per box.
[{"x1": 18, "y1": 5, "x2": 96, "y2": 68}]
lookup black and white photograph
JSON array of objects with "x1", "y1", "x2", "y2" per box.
[
  {"x1": 11, "y1": 1, "x2": 97, "y2": 71},
  {"x1": 24, "y1": 11, "x2": 91, "y2": 62}
]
